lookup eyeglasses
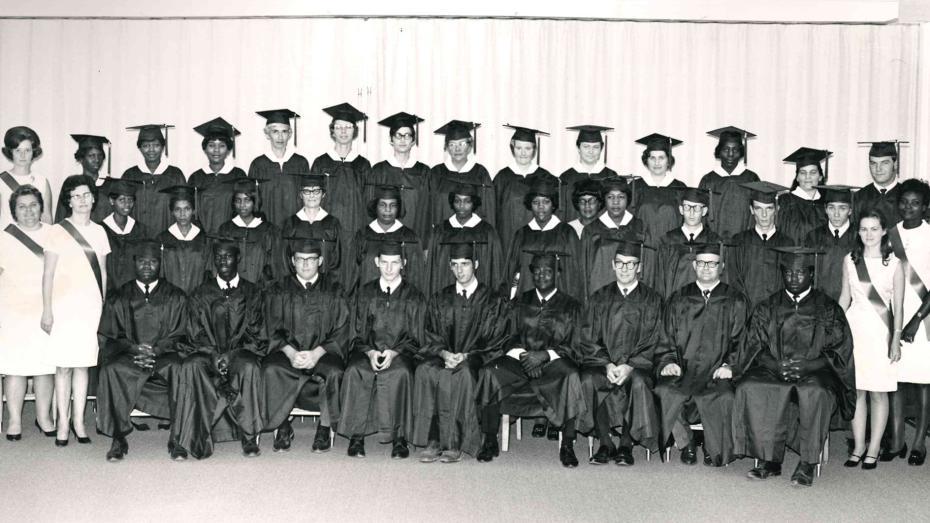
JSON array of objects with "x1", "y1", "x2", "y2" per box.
[
  {"x1": 682, "y1": 204, "x2": 705, "y2": 213},
  {"x1": 294, "y1": 256, "x2": 321, "y2": 264},
  {"x1": 613, "y1": 260, "x2": 640, "y2": 270},
  {"x1": 333, "y1": 125, "x2": 354, "y2": 132},
  {"x1": 70, "y1": 192, "x2": 94, "y2": 201},
  {"x1": 300, "y1": 188, "x2": 323, "y2": 196},
  {"x1": 695, "y1": 261, "x2": 720, "y2": 269},
  {"x1": 393, "y1": 132, "x2": 414, "y2": 141}
]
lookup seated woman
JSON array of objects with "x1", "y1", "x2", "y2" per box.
[
  {"x1": 279, "y1": 174, "x2": 343, "y2": 279},
  {"x1": 494, "y1": 124, "x2": 557, "y2": 244},
  {"x1": 347, "y1": 186, "x2": 424, "y2": 296},
  {"x1": 425, "y1": 181, "x2": 505, "y2": 296},
  {"x1": 121, "y1": 124, "x2": 185, "y2": 235},
  {"x1": 777, "y1": 147, "x2": 831, "y2": 244},
  {"x1": 155, "y1": 186, "x2": 209, "y2": 294},
  {"x1": 100, "y1": 179, "x2": 150, "y2": 291},
  {"x1": 216, "y1": 178, "x2": 283, "y2": 288},
  {"x1": 1, "y1": 126, "x2": 53, "y2": 228},
  {"x1": 187, "y1": 117, "x2": 246, "y2": 234},
  {"x1": 0, "y1": 185, "x2": 56, "y2": 440},
  {"x1": 58, "y1": 134, "x2": 111, "y2": 223}
]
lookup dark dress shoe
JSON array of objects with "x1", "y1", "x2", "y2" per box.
[
  {"x1": 6, "y1": 433, "x2": 22, "y2": 441},
  {"x1": 614, "y1": 446, "x2": 635, "y2": 466},
  {"x1": 790, "y1": 462, "x2": 815, "y2": 487},
  {"x1": 170, "y1": 444, "x2": 189, "y2": 461},
  {"x1": 391, "y1": 438, "x2": 409, "y2": 459},
  {"x1": 680, "y1": 443, "x2": 697, "y2": 465},
  {"x1": 531, "y1": 422, "x2": 547, "y2": 438},
  {"x1": 908, "y1": 449, "x2": 927, "y2": 466},
  {"x1": 879, "y1": 443, "x2": 907, "y2": 462},
  {"x1": 843, "y1": 454, "x2": 862, "y2": 467},
  {"x1": 273, "y1": 420, "x2": 294, "y2": 452},
  {"x1": 70, "y1": 422, "x2": 91, "y2": 444},
  {"x1": 312, "y1": 426, "x2": 332, "y2": 453},
  {"x1": 746, "y1": 460, "x2": 782, "y2": 480},
  {"x1": 547, "y1": 425, "x2": 560, "y2": 441},
  {"x1": 476, "y1": 437, "x2": 499, "y2": 463},
  {"x1": 241, "y1": 436, "x2": 260, "y2": 457},
  {"x1": 55, "y1": 438, "x2": 69, "y2": 447},
  {"x1": 347, "y1": 436, "x2": 366, "y2": 458},
  {"x1": 35, "y1": 419, "x2": 55, "y2": 437},
  {"x1": 702, "y1": 447, "x2": 714, "y2": 467},
  {"x1": 107, "y1": 437, "x2": 128, "y2": 462},
  {"x1": 862, "y1": 455, "x2": 879, "y2": 470},
  {"x1": 589, "y1": 444, "x2": 617, "y2": 465},
  {"x1": 560, "y1": 443, "x2": 578, "y2": 468}
]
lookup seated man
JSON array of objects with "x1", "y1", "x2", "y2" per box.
[
  {"x1": 477, "y1": 251, "x2": 589, "y2": 468},
  {"x1": 96, "y1": 240, "x2": 189, "y2": 461},
  {"x1": 733, "y1": 247, "x2": 854, "y2": 487},
  {"x1": 340, "y1": 241, "x2": 426, "y2": 459},
  {"x1": 262, "y1": 237, "x2": 348, "y2": 452},
  {"x1": 654, "y1": 243, "x2": 749, "y2": 466},
  {"x1": 177, "y1": 238, "x2": 266, "y2": 459},
  {"x1": 412, "y1": 241, "x2": 509, "y2": 463},
  {"x1": 580, "y1": 240, "x2": 662, "y2": 466}
]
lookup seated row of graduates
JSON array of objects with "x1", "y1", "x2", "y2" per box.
[{"x1": 98, "y1": 217, "x2": 854, "y2": 486}]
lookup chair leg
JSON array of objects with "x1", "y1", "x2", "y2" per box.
[
  {"x1": 558, "y1": 430, "x2": 563, "y2": 447},
  {"x1": 646, "y1": 449, "x2": 651, "y2": 462},
  {"x1": 501, "y1": 414, "x2": 510, "y2": 452},
  {"x1": 515, "y1": 417, "x2": 522, "y2": 440},
  {"x1": 588, "y1": 436, "x2": 594, "y2": 458},
  {"x1": 665, "y1": 447, "x2": 671, "y2": 463}
]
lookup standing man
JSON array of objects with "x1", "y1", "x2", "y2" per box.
[
  {"x1": 247, "y1": 108, "x2": 309, "y2": 226},
  {"x1": 855, "y1": 141, "x2": 904, "y2": 223},
  {"x1": 654, "y1": 188, "x2": 720, "y2": 299},
  {"x1": 699, "y1": 126, "x2": 760, "y2": 240},
  {"x1": 804, "y1": 186, "x2": 856, "y2": 301}
]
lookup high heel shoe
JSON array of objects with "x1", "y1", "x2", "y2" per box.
[
  {"x1": 862, "y1": 454, "x2": 879, "y2": 470},
  {"x1": 908, "y1": 449, "x2": 927, "y2": 466},
  {"x1": 879, "y1": 443, "x2": 907, "y2": 462},
  {"x1": 70, "y1": 422, "x2": 91, "y2": 444},
  {"x1": 35, "y1": 419, "x2": 55, "y2": 437},
  {"x1": 6, "y1": 433, "x2": 22, "y2": 441},
  {"x1": 55, "y1": 437, "x2": 69, "y2": 447},
  {"x1": 843, "y1": 454, "x2": 863, "y2": 467}
]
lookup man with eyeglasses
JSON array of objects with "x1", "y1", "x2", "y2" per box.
[
  {"x1": 368, "y1": 112, "x2": 431, "y2": 241},
  {"x1": 654, "y1": 188, "x2": 721, "y2": 299},
  {"x1": 580, "y1": 240, "x2": 661, "y2": 466},
  {"x1": 733, "y1": 247, "x2": 854, "y2": 488},
  {"x1": 248, "y1": 109, "x2": 310, "y2": 226},
  {"x1": 654, "y1": 242, "x2": 749, "y2": 466},
  {"x1": 261, "y1": 237, "x2": 348, "y2": 453},
  {"x1": 280, "y1": 174, "x2": 343, "y2": 278}
]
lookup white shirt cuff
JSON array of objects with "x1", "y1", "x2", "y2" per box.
[
  {"x1": 507, "y1": 348, "x2": 526, "y2": 360},
  {"x1": 547, "y1": 350, "x2": 560, "y2": 361}
]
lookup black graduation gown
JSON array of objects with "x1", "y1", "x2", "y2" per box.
[
  {"x1": 803, "y1": 225, "x2": 856, "y2": 302},
  {"x1": 580, "y1": 215, "x2": 646, "y2": 298},
  {"x1": 262, "y1": 274, "x2": 348, "y2": 430},
  {"x1": 412, "y1": 283, "x2": 509, "y2": 454},
  {"x1": 505, "y1": 221, "x2": 585, "y2": 301},
  {"x1": 340, "y1": 278, "x2": 427, "y2": 441},
  {"x1": 187, "y1": 168, "x2": 247, "y2": 234},
  {"x1": 279, "y1": 213, "x2": 344, "y2": 280},
  {"x1": 729, "y1": 229, "x2": 795, "y2": 306},
  {"x1": 654, "y1": 227, "x2": 721, "y2": 299},
  {"x1": 103, "y1": 218, "x2": 151, "y2": 292},
  {"x1": 477, "y1": 289, "x2": 591, "y2": 433},
  {"x1": 347, "y1": 224, "x2": 425, "y2": 297},
  {"x1": 95, "y1": 280, "x2": 188, "y2": 438},
  {"x1": 653, "y1": 282, "x2": 749, "y2": 465},
  {"x1": 855, "y1": 183, "x2": 902, "y2": 224},
  {"x1": 216, "y1": 219, "x2": 283, "y2": 289},
  {"x1": 424, "y1": 219, "x2": 505, "y2": 296},
  {"x1": 368, "y1": 159, "x2": 431, "y2": 241},
  {"x1": 579, "y1": 282, "x2": 662, "y2": 450},
  {"x1": 246, "y1": 153, "x2": 310, "y2": 227},
  {"x1": 493, "y1": 167, "x2": 558, "y2": 244},
  {"x1": 310, "y1": 153, "x2": 370, "y2": 243},
  {"x1": 776, "y1": 193, "x2": 826, "y2": 247},
  {"x1": 558, "y1": 166, "x2": 619, "y2": 223},
  {"x1": 630, "y1": 178, "x2": 688, "y2": 287},
  {"x1": 698, "y1": 169, "x2": 760, "y2": 240},
  {"x1": 121, "y1": 165, "x2": 186, "y2": 235},
  {"x1": 156, "y1": 229, "x2": 210, "y2": 295},
  {"x1": 732, "y1": 290, "x2": 854, "y2": 463},
  {"x1": 428, "y1": 162, "x2": 496, "y2": 228},
  {"x1": 177, "y1": 277, "x2": 267, "y2": 458}
]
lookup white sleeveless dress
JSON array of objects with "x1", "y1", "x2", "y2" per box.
[
  {"x1": 844, "y1": 254, "x2": 899, "y2": 392},
  {"x1": 896, "y1": 222, "x2": 930, "y2": 384}
]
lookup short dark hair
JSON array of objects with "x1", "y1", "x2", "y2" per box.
[
  {"x1": 390, "y1": 124, "x2": 416, "y2": 142},
  {"x1": 640, "y1": 147, "x2": 675, "y2": 170},
  {"x1": 713, "y1": 132, "x2": 745, "y2": 160},
  {"x1": 523, "y1": 192, "x2": 559, "y2": 212},
  {"x1": 170, "y1": 194, "x2": 196, "y2": 212},
  {"x1": 9, "y1": 184, "x2": 44, "y2": 218},
  {"x1": 899, "y1": 178, "x2": 930, "y2": 207},
  {"x1": 2, "y1": 126, "x2": 42, "y2": 161},
  {"x1": 201, "y1": 134, "x2": 234, "y2": 152},
  {"x1": 447, "y1": 192, "x2": 482, "y2": 212},
  {"x1": 366, "y1": 196, "x2": 405, "y2": 219},
  {"x1": 56, "y1": 175, "x2": 96, "y2": 218},
  {"x1": 74, "y1": 141, "x2": 106, "y2": 164},
  {"x1": 789, "y1": 163, "x2": 826, "y2": 190}
]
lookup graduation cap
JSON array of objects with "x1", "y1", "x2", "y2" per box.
[
  {"x1": 206, "y1": 231, "x2": 258, "y2": 249},
  {"x1": 71, "y1": 134, "x2": 112, "y2": 174},
  {"x1": 283, "y1": 236, "x2": 323, "y2": 255},
  {"x1": 814, "y1": 184, "x2": 858, "y2": 206},
  {"x1": 435, "y1": 120, "x2": 481, "y2": 153},
  {"x1": 99, "y1": 177, "x2": 142, "y2": 198},
  {"x1": 770, "y1": 245, "x2": 825, "y2": 286},
  {"x1": 740, "y1": 180, "x2": 790, "y2": 205},
  {"x1": 707, "y1": 125, "x2": 757, "y2": 164},
  {"x1": 676, "y1": 187, "x2": 713, "y2": 207},
  {"x1": 784, "y1": 147, "x2": 833, "y2": 178},
  {"x1": 566, "y1": 125, "x2": 613, "y2": 165},
  {"x1": 256, "y1": 109, "x2": 300, "y2": 146},
  {"x1": 378, "y1": 111, "x2": 425, "y2": 146},
  {"x1": 126, "y1": 124, "x2": 174, "y2": 156},
  {"x1": 635, "y1": 133, "x2": 683, "y2": 153},
  {"x1": 441, "y1": 234, "x2": 489, "y2": 262},
  {"x1": 524, "y1": 249, "x2": 571, "y2": 272},
  {"x1": 222, "y1": 176, "x2": 269, "y2": 194},
  {"x1": 323, "y1": 102, "x2": 369, "y2": 143},
  {"x1": 290, "y1": 173, "x2": 327, "y2": 189},
  {"x1": 858, "y1": 139, "x2": 908, "y2": 177},
  {"x1": 369, "y1": 184, "x2": 403, "y2": 203},
  {"x1": 504, "y1": 124, "x2": 549, "y2": 165},
  {"x1": 614, "y1": 239, "x2": 648, "y2": 261},
  {"x1": 194, "y1": 117, "x2": 241, "y2": 158},
  {"x1": 158, "y1": 184, "x2": 197, "y2": 203},
  {"x1": 447, "y1": 179, "x2": 483, "y2": 198},
  {"x1": 375, "y1": 240, "x2": 406, "y2": 257}
]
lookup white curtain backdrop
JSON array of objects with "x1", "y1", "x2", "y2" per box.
[{"x1": 0, "y1": 18, "x2": 921, "y2": 201}]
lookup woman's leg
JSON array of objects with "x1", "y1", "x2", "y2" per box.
[
  {"x1": 851, "y1": 389, "x2": 868, "y2": 457},
  {"x1": 887, "y1": 388, "x2": 906, "y2": 451},
  {"x1": 3, "y1": 376, "x2": 27, "y2": 435},
  {"x1": 54, "y1": 367, "x2": 73, "y2": 440},
  {"x1": 70, "y1": 367, "x2": 89, "y2": 437},
  {"x1": 33, "y1": 374, "x2": 54, "y2": 430},
  {"x1": 867, "y1": 391, "x2": 890, "y2": 459},
  {"x1": 910, "y1": 384, "x2": 930, "y2": 454}
]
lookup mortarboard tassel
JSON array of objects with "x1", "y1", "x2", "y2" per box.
[
  {"x1": 232, "y1": 128, "x2": 237, "y2": 159},
  {"x1": 415, "y1": 121, "x2": 419, "y2": 147},
  {"x1": 537, "y1": 137, "x2": 541, "y2": 166},
  {"x1": 363, "y1": 119, "x2": 367, "y2": 143},
  {"x1": 473, "y1": 124, "x2": 478, "y2": 154},
  {"x1": 106, "y1": 141, "x2": 111, "y2": 175},
  {"x1": 604, "y1": 135, "x2": 609, "y2": 166},
  {"x1": 743, "y1": 134, "x2": 748, "y2": 165},
  {"x1": 164, "y1": 125, "x2": 170, "y2": 157},
  {"x1": 293, "y1": 116, "x2": 298, "y2": 148}
]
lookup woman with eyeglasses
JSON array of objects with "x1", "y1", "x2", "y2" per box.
[
  {"x1": 41, "y1": 175, "x2": 111, "y2": 446},
  {"x1": 0, "y1": 126, "x2": 53, "y2": 228},
  {"x1": 279, "y1": 174, "x2": 343, "y2": 280}
]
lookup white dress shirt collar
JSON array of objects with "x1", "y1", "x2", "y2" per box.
[
  {"x1": 168, "y1": 223, "x2": 201, "y2": 240},
  {"x1": 449, "y1": 214, "x2": 482, "y2": 228},
  {"x1": 528, "y1": 214, "x2": 561, "y2": 231},
  {"x1": 456, "y1": 278, "x2": 479, "y2": 298},
  {"x1": 103, "y1": 213, "x2": 136, "y2": 235},
  {"x1": 217, "y1": 274, "x2": 240, "y2": 289},
  {"x1": 368, "y1": 219, "x2": 404, "y2": 233},
  {"x1": 232, "y1": 215, "x2": 263, "y2": 228}
]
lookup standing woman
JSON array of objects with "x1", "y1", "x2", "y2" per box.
[
  {"x1": 494, "y1": 125, "x2": 557, "y2": 244},
  {"x1": 155, "y1": 186, "x2": 210, "y2": 294},
  {"x1": 0, "y1": 185, "x2": 56, "y2": 440},
  {"x1": 187, "y1": 118, "x2": 246, "y2": 234},
  {"x1": 121, "y1": 124, "x2": 186, "y2": 235},
  {"x1": 428, "y1": 120, "x2": 496, "y2": 230},
  {"x1": 838, "y1": 208, "x2": 904, "y2": 469},
  {"x1": 777, "y1": 148, "x2": 830, "y2": 245},
  {"x1": 41, "y1": 175, "x2": 111, "y2": 445},
  {"x1": 279, "y1": 174, "x2": 343, "y2": 279},
  {"x1": 0, "y1": 126, "x2": 53, "y2": 228},
  {"x1": 56, "y1": 134, "x2": 111, "y2": 223},
  {"x1": 217, "y1": 178, "x2": 282, "y2": 288}
]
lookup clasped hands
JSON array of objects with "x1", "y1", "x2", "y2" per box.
[
  {"x1": 287, "y1": 346, "x2": 326, "y2": 370},
  {"x1": 518, "y1": 350, "x2": 550, "y2": 379},
  {"x1": 367, "y1": 349, "x2": 398, "y2": 371},
  {"x1": 440, "y1": 350, "x2": 467, "y2": 369},
  {"x1": 132, "y1": 343, "x2": 156, "y2": 372}
]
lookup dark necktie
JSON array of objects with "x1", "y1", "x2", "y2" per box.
[
  {"x1": 621, "y1": 288, "x2": 628, "y2": 297},
  {"x1": 703, "y1": 289, "x2": 711, "y2": 303},
  {"x1": 834, "y1": 229, "x2": 840, "y2": 239},
  {"x1": 792, "y1": 293, "x2": 800, "y2": 305},
  {"x1": 689, "y1": 233, "x2": 694, "y2": 243},
  {"x1": 143, "y1": 283, "x2": 150, "y2": 299},
  {"x1": 305, "y1": 281, "x2": 312, "y2": 290},
  {"x1": 880, "y1": 188, "x2": 887, "y2": 196},
  {"x1": 386, "y1": 286, "x2": 391, "y2": 295},
  {"x1": 762, "y1": 233, "x2": 768, "y2": 241},
  {"x1": 461, "y1": 289, "x2": 468, "y2": 300}
]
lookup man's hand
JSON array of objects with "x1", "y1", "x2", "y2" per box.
[
  {"x1": 712, "y1": 364, "x2": 732, "y2": 380},
  {"x1": 290, "y1": 350, "x2": 313, "y2": 369},
  {"x1": 214, "y1": 353, "x2": 230, "y2": 376},
  {"x1": 440, "y1": 350, "x2": 464, "y2": 369},
  {"x1": 902, "y1": 317, "x2": 921, "y2": 344},
  {"x1": 376, "y1": 349, "x2": 398, "y2": 371},
  {"x1": 132, "y1": 344, "x2": 156, "y2": 371},
  {"x1": 367, "y1": 350, "x2": 382, "y2": 371},
  {"x1": 521, "y1": 350, "x2": 550, "y2": 377},
  {"x1": 782, "y1": 357, "x2": 827, "y2": 381},
  {"x1": 303, "y1": 346, "x2": 327, "y2": 370},
  {"x1": 606, "y1": 363, "x2": 633, "y2": 385},
  {"x1": 660, "y1": 363, "x2": 681, "y2": 377}
]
